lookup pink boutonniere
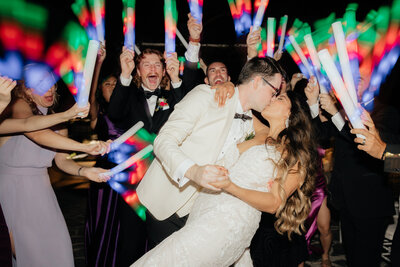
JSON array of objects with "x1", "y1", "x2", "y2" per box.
[{"x1": 156, "y1": 97, "x2": 169, "y2": 111}]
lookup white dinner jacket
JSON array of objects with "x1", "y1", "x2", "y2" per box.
[{"x1": 137, "y1": 84, "x2": 240, "y2": 220}]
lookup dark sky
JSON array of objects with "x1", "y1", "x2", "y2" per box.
[{"x1": 29, "y1": 0, "x2": 395, "y2": 81}]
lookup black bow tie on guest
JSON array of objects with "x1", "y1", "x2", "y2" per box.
[
  {"x1": 234, "y1": 113, "x2": 252, "y2": 121},
  {"x1": 144, "y1": 88, "x2": 161, "y2": 99}
]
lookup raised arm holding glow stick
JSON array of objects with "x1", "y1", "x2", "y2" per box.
[
  {"x1": 277, "y1": 15, "x2": 288, "y2": 53},
  {"x1": 123, "y1": 0, "x2": 136, "y2": 51},
  {"x1": 304, "y1": 34, "x2": 329, "y2": 93},
  {"x1": 164, "y1": 0, "x2": 178, "y2": 56},
  {"x1": 288, "y1": 35, "x2": 313, "y2": 78},
  {"x1": 102, "y1": 145, "x2": 153, "y2": 177},
  {"x1": 318, "y1": 49, "x2": 365, "y2": 138},
  {"x1": 77, "y1": 40, "x2": 100, "y2": 107},
  {"x1": 332, "y1": 21, "x2": 358, "y2": 106},
  {"x1": 252, "y1": 0, "x2": 269, "y2": 31},
  {"x1": 266, "y1": 17, "x2": 275, "y2": 57},
  {"x1": 110, "y1": 121, "x2": 144, "y2": 150}
]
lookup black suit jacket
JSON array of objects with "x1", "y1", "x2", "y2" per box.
[{"x1": 314, "y1": 101, "x2": 398, "y2": 218}]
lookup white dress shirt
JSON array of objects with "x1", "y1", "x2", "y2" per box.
[{"x1": 309, "y1": 102, "x2": 346, "y2": 131}]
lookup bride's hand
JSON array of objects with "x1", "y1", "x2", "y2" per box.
[
  {"x1": 211, "y1": 81, "x2": 235, "y2": 107},
  {"x1": 210, "y1": 177, "x2": 232, "y2": 190}
]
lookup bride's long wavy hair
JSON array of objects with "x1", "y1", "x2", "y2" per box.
[{"x1": 266, "y1": 90, "x2": 318, "y2": 239}]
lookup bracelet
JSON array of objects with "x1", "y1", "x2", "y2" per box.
[
  {"x1": 78, "y1": 166, "x2": 84, "y2": 176},
  {"x1": 189, "y1": 36, "x2": 201, "y2": 43}
]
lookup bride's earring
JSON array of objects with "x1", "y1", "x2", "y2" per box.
[{"x1": 285, "y1": 117, "x2": 290, "y2": 128}]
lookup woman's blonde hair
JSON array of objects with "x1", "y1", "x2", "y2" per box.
[{"x1": 267, "y1": 90, "x2": 318, "y2": 239}]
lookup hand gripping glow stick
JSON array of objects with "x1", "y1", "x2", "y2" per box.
[
  {"x1": 318, "y1": 49, "x2": 365, "y2": 138},
  {"x1": 252, "y1": 0, "x2": 269, "y2": 31},
  {"x1": 94, "y1": 0, "x2": 105, "y2": 43},
  {"x1": 110, "y1": 121, "x2": 144, "y2": 150},
  {"x1": 102, "y1": 145, "x2": 153, "y2": 177},
  {"x1": 288, "y1": 35, "x2": 313, "y2": 78},
  {"x1": 266, "y1": 17, "x2": 275, "y2": 57},
  {"x1": 77, "y1": 40, "x2": 100, "y2": 107},
  {"x1": 332, "y1": 21, "x2": 358, "y2": 107},
  {"x1": 304, "y1": 34, "x2": 328, "y2": 93},
  {"x1": 176, "y1": 28, "x2": 189, "y2": 49},
  {"x1": 277, "y1": 15, "x2": 288, "y2": 53}
]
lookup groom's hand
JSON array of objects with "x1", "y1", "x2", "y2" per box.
[{"x1": 185, "y1": 164, "x2": 229, "y2": 191}]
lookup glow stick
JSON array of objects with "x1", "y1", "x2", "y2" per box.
[
  {"x1": 188, "y1": 0, "x2": 203, "y2": 24},
  {"x1": 332, "y1": 21, "x2": 358, "y2": 107},
  {"x1": 110, "y1": 121, "x2": 144, "y2": 150},
  {"x1": 94, "y1": 0, "x2": 104, "y2": 43},
  {"x1": 176, "y1": 28, "x2": 189, "y2": 49},
  {"x1": 123, "y1": 0, "x2": 136, "y2": 50},
  {"x1": 134, "y1": 45, "x2": 141, "y2": 55},
  {"x1": 266, "y1": 17, "x2": 275, "y2": 57},
  {"x1": 304, "y1": 34, "x2": 328, "y2": 93},
  {"x1": 164, "y1": 0, "x2": 177, "y2": 56},
  {"x1": 252, "y1": 0, "x2": 269, "y2": 31},
  {"x1": 102, "y1": 145, "x2": 153, "y2": 177},
  {"x1": 288, "y1": 35, "x2": 313, "y2": 78},
  {"x1": 77, "y1": 40, "x2": 99, "y2": 107},
  {"x1": 277, "y1": 15, "x2": 288, "y2": 53},
  {"x1": 318, "y1": 49, "x2": 365, "y2": 137},
  {"x1": 124, "y1": 6, "x2": 135, "y2": 50}
]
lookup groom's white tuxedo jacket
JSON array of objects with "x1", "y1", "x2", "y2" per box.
[{"x1": 137, "y1": 84, "x2": 243, "y2": 220}]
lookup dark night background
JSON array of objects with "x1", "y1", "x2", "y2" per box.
[{"x1": 20, "y1": 0, "x2": 399, "y2": 110}]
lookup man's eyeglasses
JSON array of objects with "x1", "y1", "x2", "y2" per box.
[{"x1": 262, "y1": 77, "x2": 281, "y2": 97}]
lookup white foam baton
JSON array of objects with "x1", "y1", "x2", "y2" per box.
[
  {"x1": 101, "y1": 145, "x2": 153, "y2": 178},
  {"x1": 288, "y1": 35, "x2": 313, "y2": 78},
  {"x1": 266, "y1": 17, "x2": 275, "y2": 57},
  {"x1": 277, "y1": 15, "x2": 288, "y2": 53},
  {"x1": 332, "y1": 21, "x2": 358, "y2": 107},
  {"x1": 110, "y1": 121, "x2": 144, "y2": 150},
  {"x1": 176, "y1": 28, "x2": 189, "y2": 49},
  {"x1": 303, "y1": 34, "x2": 328, "y2": 93},
  {"x1": 318, "y1": 49, "x2": 365, "y2": 138},
  {"x1": 252, "y1": 0, "x2": 269, "y2": 31},
  {"x1": 77, "y1": 40, "x2": 100, "y2": 107}
]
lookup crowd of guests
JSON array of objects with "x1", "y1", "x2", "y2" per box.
[{"x1": 0, "y1": 11, "x2": 399, "y2": 267}]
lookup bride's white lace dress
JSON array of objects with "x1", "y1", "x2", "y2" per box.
[{"x1": 133, "y1": 144, "x2": 280, "y2": 267}]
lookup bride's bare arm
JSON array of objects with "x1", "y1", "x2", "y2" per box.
[{"x1": 210, "y1": 165, "x2": 302, "y2": 214}]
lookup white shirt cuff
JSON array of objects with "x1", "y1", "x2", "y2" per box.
[
  {"x1": 331, "y1": 111, "x2": 345, "y2": 131},
  {"x1": 309, "y1": 102, "x2": 319, "y2": 119},
  {"x1": 120, "y1": 75, "x2": 132, "y2": 86},
  {"x1": 173, "y1": 159, "x2": 195, "y2": 187},
  {"x1": 185, "y1": 42, "x2": 200, "y2": 63},
  {"x1": 171, "y1": 79, "x2": 182, "y2": 89}
]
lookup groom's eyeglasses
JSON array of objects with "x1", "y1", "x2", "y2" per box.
[{"x1": 262, "y1": 77, "x2": 281, "y2": 97}]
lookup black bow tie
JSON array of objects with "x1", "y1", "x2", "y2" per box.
[
  {"x1": 144, "y1": 88, "x2": 161, "y2": 99},
  {"x1": 234, "y1": 113, "x2": 252, "y2": 121}
]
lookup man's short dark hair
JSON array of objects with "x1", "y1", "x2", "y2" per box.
[{"x1": 237, "y1": 56, "x2": 283, "y2": 85}]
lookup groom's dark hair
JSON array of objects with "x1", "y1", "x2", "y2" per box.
[{"x1": 236, "y1": 56, "x2": 284, "y2": 85}]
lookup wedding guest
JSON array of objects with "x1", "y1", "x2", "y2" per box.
[
  {"x1": 0, "y1": 70, "x2": 110, "y2": 267},
  {"x1": 308, "y1": 79, "x2": 398, "y2": 266}
]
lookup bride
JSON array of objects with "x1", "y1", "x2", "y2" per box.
[{"x1": 133, "y1": 90, "x2": 318, "y2": 266}]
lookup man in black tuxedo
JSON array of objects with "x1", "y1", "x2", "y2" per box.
[
  {"x1": 107, "y1": 13, "x2": 205, "y2": 266},
  {"x1": 351, "y1": 117, "x2": 400, "y2": 266}
]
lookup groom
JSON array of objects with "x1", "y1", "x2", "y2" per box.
[{"x1": 137, "y1": 56, "x2": 284, "y2": 248}]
